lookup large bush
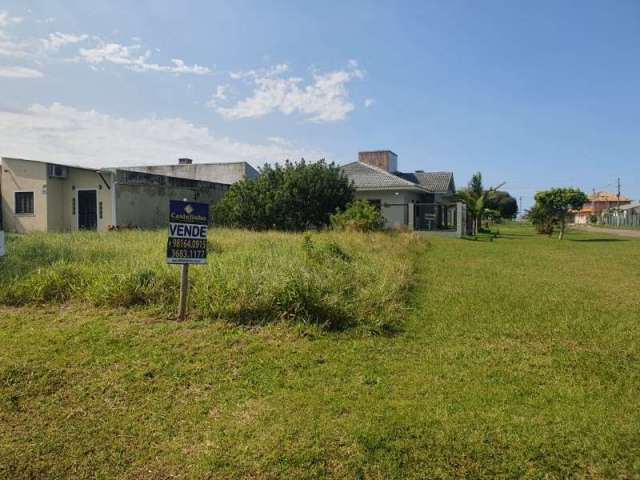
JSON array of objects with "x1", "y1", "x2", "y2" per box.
[
  {"x1": 533, "y1": 188, "x2": 588, "y2": 240},
  {"x1": 213, "y1": 159, "x2": 354, "y2": 231},
  {"x1": 526, "y1": 203, "x2": 556, "y2": 235},
  {"x1": 331, "y1": 200, "x2": 385, "y2": 232}
]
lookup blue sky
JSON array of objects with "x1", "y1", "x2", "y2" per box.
[{"x1": 1, "y1": 1, "x2": 639, "y2": 208}]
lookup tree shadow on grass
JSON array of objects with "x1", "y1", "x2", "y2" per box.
[
  {"x1": 569, "y1": 238, "x2": 629, "y2": 242},
  {"x1": 499, "y1": 232, "x2": 536, "y2": 238},
  {"x1": 200, "y1": 304, "x2": 359, "y2": 332}
]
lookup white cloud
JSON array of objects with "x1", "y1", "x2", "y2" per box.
[
  {"x1": 42, "y1": 32, "x2": 88, "y2": 51},
  {"x1": 0, "y1": 103, "x2": 325, "y2": 168},
  {"x1": 0, "y1": 11, "x2": 23, "y2": 27},
  {"x1": 229, "y1": 63, "x2": 289, "y2": 80},
  {"x1": 206, "y1": 85, "x2": 228, "y2": 108},
  {"x1": 364, "y1": 98, "x2": 375, "y2": 108},
  {"x1": 78, "y1": 41, "x2": 211, "y2": 75},
  {"x1": 0, "y1": 12, "x2": 31, "y2": 57},
  {"x1": 216, "y1": 61, "x2": 364, "y2": 123},
  {"x1": 0, "y1": 11, "x2": 213, "y2": 80},
  {"x1": 0, "y1": 66, "x2": 43, "y2": 78},
  {"x1": 0, "y1": 37, "x2": 32, "y2": 57}
]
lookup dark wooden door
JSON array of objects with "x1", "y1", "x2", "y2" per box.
[{"x1": 78, "y1": 190, "x2": 97, "y2": 230}]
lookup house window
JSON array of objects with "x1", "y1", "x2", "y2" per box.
[
  {"x1": 99, "y1": 201, "x2": 103, "y2": 220},
  {"x1": 15, "y1": 192, "x2": 34, "y2": 215},
  {"x1": 72, "y1": 198, "x2": 76, "y2": 215}
]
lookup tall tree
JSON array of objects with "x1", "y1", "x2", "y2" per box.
[
  {"x1": 457, "y1": 172, "x2": 505, "y2": 235},
  {"x1": 534, "y1": 188, "x2": 588, "y2": 240},
  {"x1": 485, "y1": 191, "x2": 518, "y2": 219},
  {"x1": 213, "y1": 159, "x2": 354, "y2": 231}
]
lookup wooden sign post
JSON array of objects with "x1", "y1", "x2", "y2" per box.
[
  {"x1": 166, "y1": 200, "x2": 209, "y2": 321},
  {"x1": 177, "y1": 264, "x2": 189, "y2": 321}
]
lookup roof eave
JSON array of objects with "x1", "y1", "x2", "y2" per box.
[{"x1": 355, "y1": 185, "x2": 429, "y2": 193}]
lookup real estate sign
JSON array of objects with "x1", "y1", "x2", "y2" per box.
[
  {"x1": 0, "y1": 231, "x2": 4, "y2": 257},
  {"x1": 166, "y1": 200, "x2": 209, "y2": 264}
]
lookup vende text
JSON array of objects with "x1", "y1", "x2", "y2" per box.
[{"x1": 169, "y1": 222, "x2": 208, "y2": 239}]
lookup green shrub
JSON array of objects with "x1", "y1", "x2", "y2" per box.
[
  {"x1": 213, "y1": 159, "x2": 354, "y2": 231},
  {"x1": 330, "y1": 200, "x2": 386, "y2": 232},
  {"x1": 525, "y1": 204, "x2": 556, "y2": 235}
]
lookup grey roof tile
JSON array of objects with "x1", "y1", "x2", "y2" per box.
[
  {"x1": 341, "y1": 162, "x2": 454, "y2": 193},
  {"x1": 340, "y1": 162, "x2": 421, "y2": 189},
  {"x1": 414, "y1": 171, "x2": 454, "y2": 193}
]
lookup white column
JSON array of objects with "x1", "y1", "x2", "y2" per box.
[
  {"x1": 456, "y1": 202, "x2": 464, "y2": 238},
  {"x1": 408, "y1": 201, "x2": 415, "y2": 230}
]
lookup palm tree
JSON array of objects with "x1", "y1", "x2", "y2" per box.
[{"x1": 456, "y1": 173, "x2": 505, "y2": 235}]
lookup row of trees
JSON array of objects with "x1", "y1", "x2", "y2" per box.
[
  {"x1": 213, "y1": 160, "x2": 586, "y2": 240},
  {"x1": 456, "y1": 173, "x2": 588, "y2": 241}
]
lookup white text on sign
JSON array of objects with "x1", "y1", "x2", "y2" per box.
[{"x1": 169, "y1": 223, "x2": 208, "y2": 240}]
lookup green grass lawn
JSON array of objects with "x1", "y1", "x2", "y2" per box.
[{"x1": 1, "y1": 224, "x2": 639, "y2": 478}]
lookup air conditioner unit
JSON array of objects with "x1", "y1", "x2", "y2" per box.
[{"x1": 48, "y1": 164, "x2": 68, "y2": 178}]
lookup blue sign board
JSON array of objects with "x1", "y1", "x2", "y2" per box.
[{"x1": 166, "y1": 200, "x2": 209, "y2": 264}]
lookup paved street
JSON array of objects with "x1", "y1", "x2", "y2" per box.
[{"x1": 574, "y1": 225, "x2": 640, "y2": 238}]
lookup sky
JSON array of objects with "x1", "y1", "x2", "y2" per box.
[{"x1": 1, "y1": 0, "x2": 639, "y2": 209}]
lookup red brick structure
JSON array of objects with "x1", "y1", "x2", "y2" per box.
[{"x1": 358, "y1": 150, "x2": 398, "y2": 173}]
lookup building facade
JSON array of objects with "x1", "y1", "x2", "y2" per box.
[
  {"x1": 341, "y1": 150, "x2": 458, "y2": 230},
  {"x1": 124, "y1": 158, "x2": 259, "y2": 184},
  {"x1": 573, "y1": 191, "x2": 631, "y2": 224},
  {"x1": 0, "y1": 157, "x2": 229, "y2": 233}
]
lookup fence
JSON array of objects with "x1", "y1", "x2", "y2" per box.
[{"x1": 599, "y1": 212, "x2": 640, "y2": 228}]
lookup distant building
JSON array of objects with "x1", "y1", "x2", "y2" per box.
[
  {"x1": 618, "y1": 202, "x2": 640, "y2": 216},
  {"x1": 341, "y1": 150, "x2": 458, "y2": 230},
  {"x1": 0, "y1": 157, "x2": 228, "y2": 233},
  {"x1": 573, "y1": 191, "x2": 631, "y2": 224},
  {"x1": 124, "y1": 158, "x2": 259, "y2": 184}
]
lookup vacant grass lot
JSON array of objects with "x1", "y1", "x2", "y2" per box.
[
  {"x1": 0, "y1": 229, "x2": 422, "y2": 332},
  {"x1": 1, "y1": 224, "x2": 639, "y2": 478}
]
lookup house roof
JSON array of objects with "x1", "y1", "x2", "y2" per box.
[
  {"x1": 341, "y1": 161, "x2": 425, "y2": 191},
  {"x1": 588, "y1": 191, "x2": 630, "y2": 202},
  {"x1": 415, "y1": 171, "x2": 455, "y2": 193},
  {"x1": 1, "y1": 156, "x2": 99, "y2": 172},
  {"x1": 575, "y1": 208, "x2": 594, "y2": 214},
  {"x1": 618, "y1": 202, "x2": 640, "y2": 211},
  {"x1": 341, "y1": 161, "x2": 454, "y2": 193}
]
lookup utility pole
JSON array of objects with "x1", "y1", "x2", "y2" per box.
[
  {"x1": 519, "y1": 196, "x2": 523, "y2": 217},
  {"x1": 616, "y1": 177, "x2": 621, "y2": 226}
]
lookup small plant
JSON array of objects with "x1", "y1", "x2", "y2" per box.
[{"x1": 330, "y1": 200, "x2": 385, "y2": 232}]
